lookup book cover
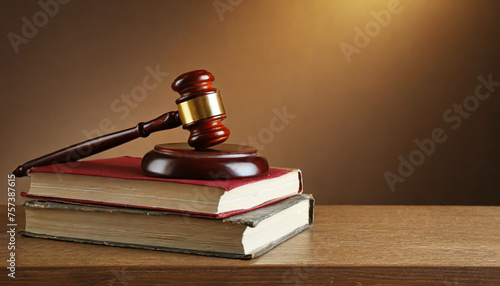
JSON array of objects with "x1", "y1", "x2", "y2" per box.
[
  {"x1": 20, "y1": 194, "x2": 314, "y2": 259},
  {"x1": 22, "y1": 157, "x2": 303, "y2": 218},
  {"x1": 27, "y1": 156, "x2": 300, "y2": 190}
]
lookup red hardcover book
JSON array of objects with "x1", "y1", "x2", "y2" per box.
[{"x1": 22, "y1": 157, "x2": 303, "y2": 218}]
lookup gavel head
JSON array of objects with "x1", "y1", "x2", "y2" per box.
[{"x1": 172, "y1": 70, "x2": 230, "y2": 149}]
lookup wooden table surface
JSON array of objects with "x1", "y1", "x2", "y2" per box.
[{"x1": 1, "y1": 205, "x2": 499, "y2": 285}]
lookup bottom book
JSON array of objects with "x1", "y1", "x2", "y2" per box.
[{"x1": 20, "y1": 194, "x2": 314, "y2": 259}]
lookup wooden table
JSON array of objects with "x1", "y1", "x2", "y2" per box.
[{"x1": 2, "y1": 206, "x2": 499, "y2": 285}]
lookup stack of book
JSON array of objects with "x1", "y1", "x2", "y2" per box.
[{"x1": 21, "y1": 157, "x2": 314, "y2": 259}]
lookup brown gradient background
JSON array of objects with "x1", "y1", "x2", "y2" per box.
[{"x1": 1, "y1": 0, "x2": 499, "y2": 205}]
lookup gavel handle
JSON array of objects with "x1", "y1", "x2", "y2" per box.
[{"x1": 12, "y1": 111, "x2": 181, "y2": 177}]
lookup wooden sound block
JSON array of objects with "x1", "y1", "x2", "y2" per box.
[{"x1": 141, "y1": 143, "x2": 269, "y2": 180}]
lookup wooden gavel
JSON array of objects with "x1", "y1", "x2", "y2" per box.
[{"x1": 13, "y1": 70, "x2": 231, "y2": 177}]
